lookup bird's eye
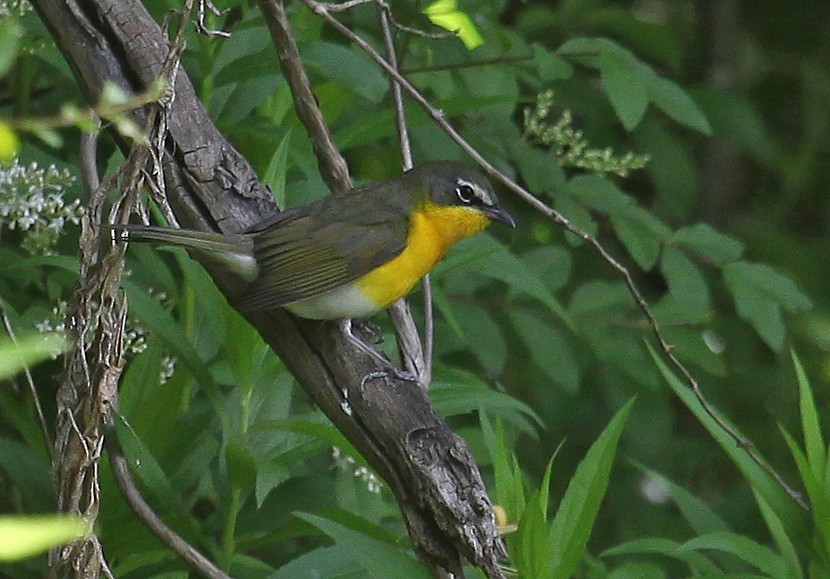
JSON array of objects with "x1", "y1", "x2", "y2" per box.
[{"x1": 456, "y1": 184, "x2": 476, "y2": 204}]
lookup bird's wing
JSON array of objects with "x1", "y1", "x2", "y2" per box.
[{"x1": 237, "y1": 199, "x2": 409, "y2": 312}]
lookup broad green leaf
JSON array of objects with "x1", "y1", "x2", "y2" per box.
[
  {"x1": 635, "y1": 116, "x2": 699, "y2": 218},
  {"x1": 0, "y1": 333, "x2": 65, "y2": 380},
  {"x1": 611, "y1": 212, "x2": 662, "y2": 269},
  {"x1": 509, "y1": 310, "x2": 580, "y2": 393},
  {"x1": 116, "y1": 419, "x2": 179, "y2": 510},
  {"x1": 532, "y1": 43, "x2": 573, "y2": 81},
  {"x1": 693, "y1": 88, "x2": 777, "y2": 164},
  {"x1": 678, "y1": 531, "x2": 784, "y2": 576},
  {"x1": 672, "y1": 223, "x2": 744, "y2": 265},
  {"x1": 658, "y1": 246, "x2": 710, "y2": 323},
  {"x1": 549, "y1": 398, "x2": 636, "y2": 579},
  {"x1": 597, "y1": 47, "x2": 650, "y2": 130},
  {"x1": 438, "y1": 235, "x2": 571, "y2": 325},
  {"x1": 295, "y1": 512, "x2": 430, "y2": 579},
  {"x1": 647, "y1": 75, "x2": 712, "y2": 135},
  {"x1": 723, "y1": 262, "x2": 811, "y2": 350},
  {"x1": 423, "y1": 0, "x2": 484, "y2": 50},
  {"x1": 555, "y1": 194, "x2": 597, "y2": 245},
  {"x1": 226, "y1": 436, "x2": 257, "y2": 490},
  {"x1": 568, "y1": 175, "x2": 671, "y2": 267},
  {"x1": 568, "y1": 280, "x2": 631, "y2": 318},
  {"x1": 0, "y1": 515, "x2": 89, "y2": 561},
  {"x1": 303, "y1": 42, "x2": 388, "y2": 103}
]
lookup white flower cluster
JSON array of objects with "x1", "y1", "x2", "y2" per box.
[
  {"x1": 332, "y1": 446, "x2": 383, "y2": 494},
  {"x1": 0, "y1": 0, "x2": 32, "y2": 17},
  {"x1": 0, "y1": 159, "x2": 82, "y2": 254},
  {"x1": 35, "y1": 298, "x2": 178, "y2": 384}
]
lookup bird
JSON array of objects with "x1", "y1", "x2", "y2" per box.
[{"x1": 112, "y1": 160, "x2": 515, "y2": 320}]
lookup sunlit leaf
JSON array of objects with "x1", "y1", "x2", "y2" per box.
[
  {"x1": 423, "y1": 0, "x2": 484, "y2": 50},
  {"x1": 0, "y1": 515, "x2": 89, "y2": 561}
]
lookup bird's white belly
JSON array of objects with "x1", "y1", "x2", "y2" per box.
[{"x1": 284, "y1": 283, "x2": 381, "y2": 320}]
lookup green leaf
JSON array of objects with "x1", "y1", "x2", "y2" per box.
[
  {"x1": 0, "y1": 333, "x2": 66, "y2": 380},
  {"x1": 597, "y1": 47, "x2": 650, "y2": 130},
  {"x1": 569, "y1": 280, "x2": 631, "y2": 318},
  {"x1": 657, "y1": 245, "x2": 710, "y2": 323},
  {"x1": 610, "y1": 212, "x2": 662, "y2": 269},
  {"x1": 509, "y1": 310, "x2": 580, "y2": 393},
  {"x1": 295, "y1": 512, "x2": 430, "y2": 579},
  {"x1": 449, "y1": 301, "x2": 508, "y2": 376},
  {"x1": 635, "y1": 117, "x2": 699, "y2": 218},
  {"x1": 271, "y1": 545, "x2": 363, "y2": 578},
  {"x1": 678, "y1": 531, "x2": 784, "y2": 576},
  {"x1": 0, "y1": 18, "x2": 22, "y2": 77},
  {"x1": 262, "y1": 129, "x2": 292, "y2": 209},
  {"x1": 568, "y1": 174, "x2": 670, "y2": 269},
  {"x1": 532, "y1": 43, "x2": 573, "y2": 81},
  {"x1": 423, "y1": 0, "x2": 484, "y2": 50},
  {"x1": 432, "y1": 367, "x2": 542, "y2": 435},
  {"x1": 0, "y1": 515, "x2": 90, "y2": 561},
  {"x1": 303, "y1": 42, "x2": 388, "y2": 103},
  {"x1": 631, "y1": 465, "x2": 730, "y2": 536},
  {"x1": 672, "y1": 224, "x2": 744, "y2": 265},
  {"x1": 122, "y1": 279, "x2": 230, "y2": 430},
  {"x1": 723, "y1": 262, "x2": 812, "y2": 350},
  {"x1": 0, "y1": 121, "x2": 19, "y2": 162},
  {"x1": 790, "y1": 351, "x2": 826, "y2": 481},
  {"x1": 779, "y1": 428, "x2": 830, "y2": 554},
  {"x1": 481, "y1": 415, "x2": 525, "y2": 521},
  {"x1": 647, "y1": 75, "x2": 712, "y2": 135},
  {"x1": 753, "y1": 490, "x2": 805, "y2": 579},
  {"x1": 602, "y1": 537, "x2": 721, "y2": 575},
  {"x1": 226, "y1": 436, "x2": 257, "y2": 490},
  {"x1": 549, "y1": 398, "x2": 636, "y2": 579}
]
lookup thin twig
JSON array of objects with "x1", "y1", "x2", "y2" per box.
[
  {"x1": 404, "y1": 55, "x2": 533, "y2": 74},
  {"x1": 195, "y1": 0, "x2": 230, "y2": 37},
  {"x1": 0, "y1": 303, "x2": 52, "y2": 448},
  {"x1": 379, "y1": 5, "x2": 432, "y2": 388},
  {"x1": 301, "y1": 0, "x2": 810, "y2": 511},
  {"x1": 257, "y1": 0, "x2": 352, "y2": 193},
  {"x1": 104, "y1": 412, "x2": 233, "y2": 579}
]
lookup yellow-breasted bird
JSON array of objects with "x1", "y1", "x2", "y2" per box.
[{"x1": 113, "y1": 161, "x2": 515, "y2": 320}]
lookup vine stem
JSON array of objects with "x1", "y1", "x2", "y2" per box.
[{"x1": 300, "y1": 0, "x2": 809, "y2": 512}]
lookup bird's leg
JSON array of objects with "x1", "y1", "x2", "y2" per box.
[{"x1": 338, "y1": 319, "x2": 418, "y2": 387}]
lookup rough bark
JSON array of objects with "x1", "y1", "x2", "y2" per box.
[{"x1": 32, "y1": 0, "x2": 506, "y2": 576}]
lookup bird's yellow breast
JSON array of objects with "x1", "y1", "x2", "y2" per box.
[{"x1": 355, "y1": 201, "x2": 491, "y2": 308}]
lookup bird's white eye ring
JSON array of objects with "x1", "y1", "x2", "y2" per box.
[{"x1": 456, "y1": 183, "x2": 476, "y2": 203}]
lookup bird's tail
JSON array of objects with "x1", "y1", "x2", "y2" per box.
[{"x1": 110, "y1": 224, "x2": 257, "y2": 279}]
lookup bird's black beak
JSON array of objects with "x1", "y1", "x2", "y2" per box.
[{"x1": 484, "y1": 205, "x2": 516, "y2": 228}]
